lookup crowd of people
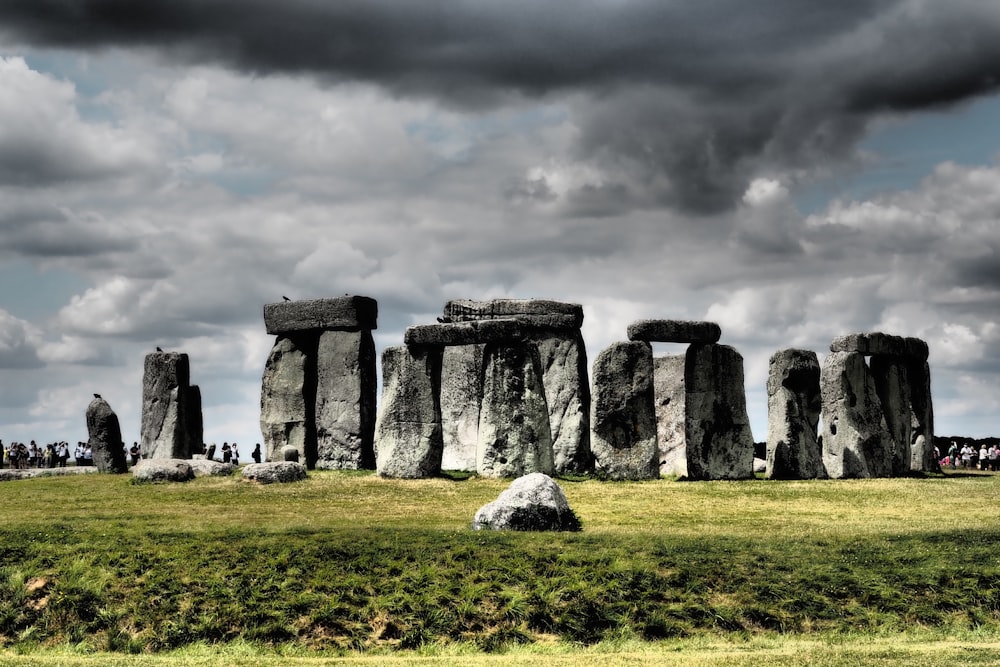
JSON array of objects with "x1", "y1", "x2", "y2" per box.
[
  {"x1": 941, "y1": 441, "x2": 1000, "y2": 471},
  {"x1": 0, "y1": 439, "x2": 264, "y2": 469}
]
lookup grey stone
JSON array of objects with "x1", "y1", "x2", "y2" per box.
[
  {"x1": 263, "y1": 296, "x2": 378, "y2": 335},
  {"x1": 685, "y1": 344, "x2": 755, "y2": 481},
  {"x1": 627, "y1": 320, "x2": 722, "y2": 344},
  {"x1": 404, "y1": 319, "x2": 524, "y2": 346},
  {"x1": 188, "y1": 459, "x2": 236, "y2": 477},
  {"x1": 476, "y1": 342, "x2": 554, "y2": 478},
  {"x1": 85, "y1": 397, "x2": 128, "y2": 473},
  {"x1": 440, "y1": 344, "x2": 484, "y2": 471},
  {"x1": 534, "y1": 331, "x2": 592, "y2": 474},
  {"x1": 472, "y1": 473, "x2": 581, "y2": 531},
  {"x1": 260, "y1": 335, "x2": 317, "y2": 464},
  {"x1": 132, "y1": 459, "x2": 195, "y2": 483},
  {"x1": 590, "y1": 341, "x2": 659, "y2": 480},
  {"x1": 765, "y1": 349, "x2": 824, "y2": 480},
  {"x1": 830, "y1": 332, "x2": 928, "y2": 360},
  {"x1": 870, "y1": 355, "x2": 912, "y2": 477},
  {"x1": 821, "y1": 351, "x2": 893, "y2": 478},
  {"x1": 314, "y1": 329, "x2": 377, "y2": 470},
  {"x1": 444, "y1": 299, "x2": 584, "y2": 331},
  {"x1": 242, "y1": 461, "x2": 308, "y2": 484},
  {"x1": 0, "y1": 467, "x2": 97, "y2": 481},
  {"x1": 375, "y1": 344, "x2": 443, "y2": 478},
  {"x1": 908, "y1": 360, "x2": 935, "y2": 471},
  {"x1": 141, "y1": 352, "x2": 193, "y2": 460},
  {"x1": 653, "y1": 355, "x2": 687, "y2": 477},
  {"x1": 753, "y1": 457, "x2": 767, "y2": 473},
  {"x1": 281, "y1": 445, "x2": 300, "y2": 462}
]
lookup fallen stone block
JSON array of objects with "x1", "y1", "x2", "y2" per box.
[
  {"x1": 242, "y1": 462, "x2": 308, "y2": 484},
  {"x1": 188, "y1": 459, "x2": 236, "y2": 477},
  {"x1": 472, "y1": 473, "x2": 581, "y2": 531},
  {"x1": 132, "y1": 459, "x2": 194, "y2": 483},
  {"x1": 627, "y1": 319, "x2": 722, "y2": 344},
  {"x1": 263, "y1": 296, "x2": 378, "y2": 335}
]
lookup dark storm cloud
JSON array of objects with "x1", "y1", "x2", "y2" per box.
[{"x1": 3, "y1": 0, "x2": 1000, "y2": 212}]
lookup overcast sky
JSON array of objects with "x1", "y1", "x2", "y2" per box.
[{"x1": 1, "y1": 0, "x2": 999, "y2": 450}]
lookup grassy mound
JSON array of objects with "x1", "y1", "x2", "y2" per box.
[{"x1": 0, "y1": 470, "x2": 998, "y2": 656}]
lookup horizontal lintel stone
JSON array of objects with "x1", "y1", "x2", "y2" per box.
[
  {"x1": 264, "y1": 296, "x2": 377, "y2": 335},
  {"x1": 404, "y1": 319, "x2": 525, "y2": 346},
  {"x1": 626, "y1": 319, "x2": 721, "y2": 344},
  {"x1": 829, "y1": 332, "x2": 928, "y2": 360},
  {"x1": 444, "y1": 299, "x2": 583, "y2": 330}
]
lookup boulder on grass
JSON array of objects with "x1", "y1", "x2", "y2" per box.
[
  {"x1": 242, "y1": 462, "x2": 307, "y2": 484},
  {"x1": 188, "y1": 459, "x2": 236, "y2": 477},
  {"x1": 472, "y1": 473, "x2": 581, "y2": 531},
  {"x1": 132, "y1": 459, "x2": 194, "y2": 483}
]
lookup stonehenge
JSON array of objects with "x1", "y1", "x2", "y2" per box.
[
  {"x1": 766, "y1": 350, "x2": 823, "y2": 480},
  {"x1": 141, "y1": 351, "x2": 202, "y2": 459},
  {"x1": 260, "y1": 296, "x2": 377, "y2": 469},
  {"x1": 85, "y1": 396, "x2": 128, "y2": 473}
]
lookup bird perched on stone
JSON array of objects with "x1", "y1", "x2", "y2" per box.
[
  {"x1": 156, "y1": 346, "x2": 163, "y2": 352},
  {"x1": 282, "y1": 296, "x2": 291, "y2": 302},
  {"x1": 93, "y1": 393, "x2": 102, "y2": 399}
]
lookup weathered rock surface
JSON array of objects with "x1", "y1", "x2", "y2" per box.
[
  {"x1": 444, "y1": 299, "x2": 584, "y2": 331},
  {"x1": 185, "y1": 385, "x2": 203, "y2": 455},
  {"x1": 375, "y1": 344, "x2": 444, "y2": 478},
  {"x1": 653, "y1": 355, "x2": 687, "y2": 477},
  {"x1": 476, "y1": 342, "x2": 554, "y2": 478},
  {"x1": 404, "y1": 320, "x2": 524, "y2": 346},
  {"x1": 870, "y1": 355, "x2": 912, "y2": 477},
  {"x1": 830, "y1": 332, "x2": 929, "y2": 360},
  {"x1": 534, "y1": 331, "x2": 592, "y2": 474},
  {"x1": 281, "y1": 445, "x2": 300, "y2": 462},
  {"x1": 472, "y1": 473, "x2": 581, "y2": 531},
  {"x1": 766, "y1": 349, "x2": 824, "y2": 480},
  {"x1": 908, "y1": 360, "x2": 935, "y2": 471},
  {"x1": 440, "y1": 344, "x2": 484, "y2": 471},
  {"x1": 0, "y1": 468, "x2": 97, "y2": 482},
  {"x1": 141, "y1": 352, "x2": 193, "y2": 460},
  {"x1": 627, "y1": 320, "x2": 722, "y2": 344},
  {"x1": 132, "y1": 459, "x2": 194, "y2": 483},
  {"x1": 86, "y1": 396, "x2": 128, "y2": 473},
  {"x1": 242, "y1": 462, "x2": 307, "y2": 484},
  {"x1": 685, "y1": 344, "x2": 755, "y2": 480},
  {"x1": 188, "y1": 459, "x2": 236, "y2": 477},
  {"x1": 590, "y1": 341, "x2": 658, "y2": 480},
  {"x1": 821, "y1": 351, "x2": 893, "y2": 478},
  {"x1": 314, "y1": 329, "x2": 377, "y2": 470},
  {"x1": 260, "y1": 335, "x2": 316, "y2": 464},
  {"x1": 264, "y1": 296, "x2": 378, "y2": 335}
]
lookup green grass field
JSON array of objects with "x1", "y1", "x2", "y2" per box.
[{"x1": 1, "y1": 468, "x2": 999, "y2": 665}]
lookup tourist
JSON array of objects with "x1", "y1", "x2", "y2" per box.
[
  {"x1": 74, "y1": 443, "x2": 83, "y2": 466},
  {"x1": 57, "y1": 442, "x2": 69, "y2": 467},
  {"x1": 231, "y1": 443, "x2": 239, "y2": 466},
  {"x1": 82, "y1": 444, "x2": 93, "y2": 466},
  {"x1": 222, "y1": 442, "x2": 231, "y2": 464},
  {"x1": 252, "y1": 443, "x2": 262, "y2": 464},
  {"x1": 961, "y1": 443, "x2": 974, "y2": 468},
  {"x1": 948, "y1": 441, "x2": 959, "y2": 469},
  {"x1": 992, "y1": 444, "x2": 1000, "y2": 472},
  {"x1": 129, "y1": 442, "x2": 140, "y2": 466},
  {"x1": 980, "y1": 444, "x2": 991, "y2": 471}
]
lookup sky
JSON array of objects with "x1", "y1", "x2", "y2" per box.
[{"x1": 1, "y1": 0, "x2": 999, "y2": 449}]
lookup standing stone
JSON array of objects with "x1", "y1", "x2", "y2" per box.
[
  {"x1": 590, "y1": 341, "x2": 658, "y2": 480},
  {"x1": 685, "y1": 344, "x2": 755, "y2": 480},
  {"x1": 765, "y1": 349, "x2": 823, "y2": 480},
  {"x1": 440, "y1": 344, "x2": 484, "y2": 471},
  {"x1": 141, "y1": 352, "x2": 192, "y2": 459},
  {"x1": 870, "y1": 355, "x2": 912, "y2": 477},
  {"x1": 477, "y1": 342, "x2": 554, "y2": 478},
  {"x1": 908, "y1": 360, "x2": 935, "y2": 471},
  {"x1": 185, "y1": 385, "x2": 203, "y2": 456},
  {"x1": 86, "y1": 397, "x2": 128, "y2": 473},
  {"x1": 260, "y1": 335, "x2": 316, "y2": 465},
  {"x1": 821, "y1": 351, "x2": 893, "y2": 478},
  {"x1": 375, "y1": 345, "x2": 443, "y2": 478},
  {"x1": 653, "y1": 355, "x2": 688, "y2": 477},
  {"x1": 533, "y1": 331, "x2": 592, "y2": 474},
  {"x1": 315, "y1": 329, "x2": 377, "y2": 470}
]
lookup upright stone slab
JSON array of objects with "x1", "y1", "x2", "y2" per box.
[
  {"x1": 870, "y1": 355, "x2": 912, "y2": 477},
  {"x1": 86, "y1": 397, "x2": 128, "y2": 473},
  {"x1": 590, "y1": 341, "x2": 658, "y2": 480},
  {"x1": 314, "y1": 329, "x2": 377, "y2": 470},
  {"x1": 908, "y1": 360, "x2": 934, "y2": 471},
  {"x1": 765, "y1": 349, "x2": 823, "y2": 480},
  {"x1": 533, "y1": 330, "x2": 592, "y2": 474},
  {"x1": 185, "y1": 385, "x2": 203, "y2": 455},
  {"x1": 477, "y1": 342, "x2": 554, "y2": 478},
  {"x1": 141, "y1": 352, "x2": 192, "y2": 459},
  {"x1": 653, "y1": 355, "x2": 687, "y2": 477},
  {"x1": 375, "y1": 345, "x2": 443, "y2": 478},
  {"x1": 821, "y1": 351, "x2": 893, "y2": 478},
  {"x1": 260, "y1": 335, "x2": 316, "y2": 464},
  {"x1": 685, "y1": 344, "x2": 755, "y2": 480},
  {"x1": 440, "y1": 344, "x2": 484, "y2": 471}
]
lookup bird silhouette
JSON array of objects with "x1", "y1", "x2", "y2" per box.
[
  {"x1": 93, "y1": 393, "x2": 102, "y2": 399},
  {"x1": 282, "y1": 296, "x2": 291, "y2": 302},
  {"x1": 156, "y1": 346, "x2": 163, "y2": 352}
]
